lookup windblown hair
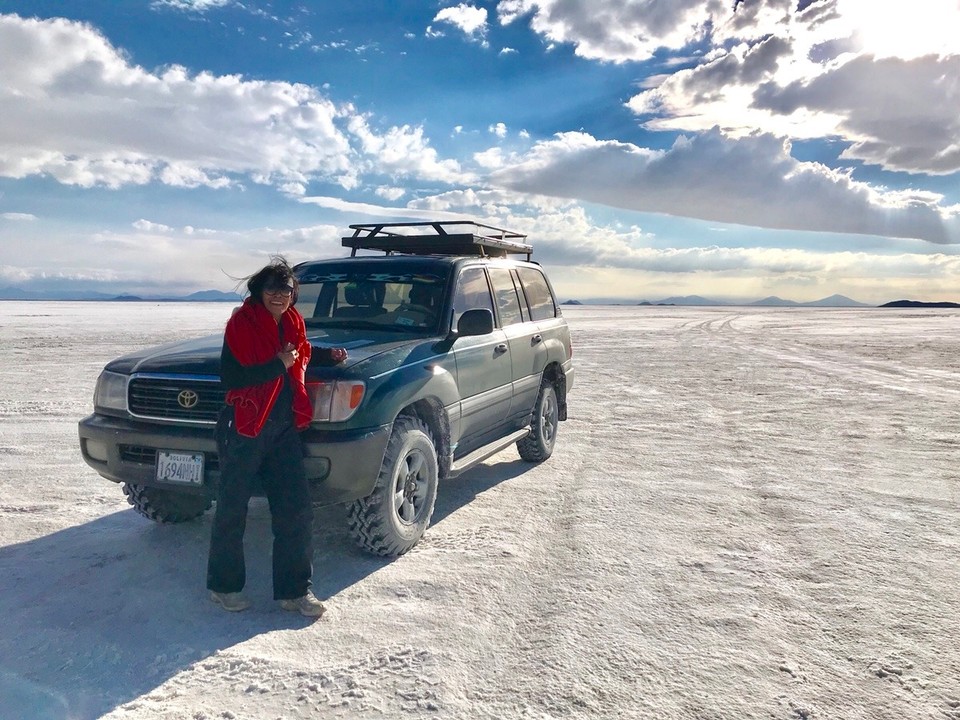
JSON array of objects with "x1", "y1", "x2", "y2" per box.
[{"x1": 244, "y1": 256, "x2": 299, "y2": 306}]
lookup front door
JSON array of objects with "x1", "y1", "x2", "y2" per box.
[{"x1": 450, "y1": 266, "x2": 512, "y2": 453}]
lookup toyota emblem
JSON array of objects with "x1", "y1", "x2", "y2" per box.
[{"x1": 177, "y1": 389, "x2": 199, "y2": 409}]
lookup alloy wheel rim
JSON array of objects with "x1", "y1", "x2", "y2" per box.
[
  {"x1": 393, "y1": 449, "x2": 428, "y2": 525},
  {"x1": 541, "y1": 391, "x2": 557, "y2": 445}
]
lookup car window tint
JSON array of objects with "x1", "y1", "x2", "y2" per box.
[
  {"x1": 516, "y1": 267, "x2": 556, "y2": 321},
  {"x1": 488, "y1": 267, "x2": 523, "y2": 326},
  {"x1": 294, "y1": 261, "x2": 449, "y2": 331},
  {"x1": 452, "y1": 267, "x2": 494, "y2": 326}
]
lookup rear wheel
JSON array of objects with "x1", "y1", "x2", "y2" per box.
[
  {"x1": 122, "y1": 483, "x2": 211, "y2": 523},
  {"x1": 517, "y1": 381, "x2": 558, "y2": 462},
  {"x1": 347, "y1": 415, "x2": 439, "y2": 556}
]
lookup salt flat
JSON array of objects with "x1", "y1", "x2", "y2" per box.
[{"x1": 0, "y1": 302, "x2": 958, "y2": 719}]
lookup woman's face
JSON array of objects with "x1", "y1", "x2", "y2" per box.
[{"x1": 261, "y1": 280, "x2": 294, "y2": 321}]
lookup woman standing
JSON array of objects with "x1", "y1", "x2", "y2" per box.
[{"x1": 206, "y1": 258, "x2": 326, "y2": 617}]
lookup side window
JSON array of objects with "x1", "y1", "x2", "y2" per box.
[
  {"x1": 452, "y1": 267, "x2": 495, "y2": 326},
  {"x1": 488, "y1": 267, "x2": 523, "y2": 326},
  {"x1": 516, "y1": 267, "x2": 557, "y2": 321}
]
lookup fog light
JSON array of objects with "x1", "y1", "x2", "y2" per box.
[{"x1": 85, "y1": 440, "x2": 109, "y2": 463}]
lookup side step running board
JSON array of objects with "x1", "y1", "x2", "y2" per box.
[{"x1": 447, "y1": 428, "x2": 530, "y2": 478}]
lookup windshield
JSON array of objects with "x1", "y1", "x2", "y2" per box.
[{"x1": 294, "y1": 261, "x2": 451, "y2": 333}]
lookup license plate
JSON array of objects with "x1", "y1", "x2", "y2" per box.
[{"x1": 156, "y1": 451, "x2": 204, "y2": 486}]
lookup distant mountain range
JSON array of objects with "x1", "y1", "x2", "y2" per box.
[
  {"x1": 3, "y1": 287, "x2": 957, "y2": 309},
  {"x1": 880, "y1": 299, "x2": 960, "y2": 308},
  {"x1": 0, "y1": 287, "x2": 242, "y2": 302},
  {"x1": 562, "y1": 294, "x2": 958, "y2": 308}
]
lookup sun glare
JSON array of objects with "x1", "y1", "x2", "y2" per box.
[{"x1": 838, "y1": 0, "x2": 960, "y2": 59}]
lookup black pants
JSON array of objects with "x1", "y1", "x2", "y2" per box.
[{"x1": 206, "y1": 406, "x2": 314, "y2": 600}]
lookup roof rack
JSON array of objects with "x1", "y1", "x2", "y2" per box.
[{"x1": 342, "y1": 221, "x2": 533, "y2": 261}]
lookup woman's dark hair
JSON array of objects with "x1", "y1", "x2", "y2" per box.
[{"x1": 245, "y1": 256, "x2": 299, "y2": 305}]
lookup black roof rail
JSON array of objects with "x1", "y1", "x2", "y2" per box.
[{"x1": 342, "y1": 220, "x2": 533, "y2": 261}]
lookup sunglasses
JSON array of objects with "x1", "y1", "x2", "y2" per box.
[{"x1": 263, "y1": 284, "x2": 294, "y2": 297}]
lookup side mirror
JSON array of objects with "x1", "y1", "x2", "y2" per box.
[{"x1": 455, "y1": 308, "x2": 494, "y2": 338}]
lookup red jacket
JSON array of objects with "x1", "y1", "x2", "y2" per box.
[{"x1": 224, "y1": 298, "x2": 313, "y2": 437}]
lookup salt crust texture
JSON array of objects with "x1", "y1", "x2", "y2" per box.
[{"x1": 0, "y1": 302, "x2": 958, "y2": 719}]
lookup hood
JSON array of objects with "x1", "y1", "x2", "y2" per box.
[
  {"x1": 103, "y1": 329, "x2": 430, "y2": 377},
  {"x1": 104, "y1": 334, "x2": 224, "y2": 376}
]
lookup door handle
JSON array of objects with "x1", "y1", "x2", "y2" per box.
[
  {"x1": 494, "y1": 343, "x2": 508, "y2": 355},
  {"x1": 531, "y1": 334, "x2": 543, "y2": 344}
]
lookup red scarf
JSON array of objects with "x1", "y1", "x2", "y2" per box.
[{"x1": 224, "y1": 297, "x2": 313, "y2": 437}]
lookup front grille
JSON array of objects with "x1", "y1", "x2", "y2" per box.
[
  {"x1": 128, "y1": 375, "x2": 225, "y2": 423},
  {"x1": 120, "y1": 445, "x2": 220, "y2": 472},
  {"x1": 119, "y1": 445, "x2": 157, "y2": 464}
]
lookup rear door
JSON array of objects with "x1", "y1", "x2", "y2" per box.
[
  {"x1": 515, "y1": 265, "x2": 567, "y2": 400},
  {"x1": 487, "y1": 266, "x2": 544, "y2": 420}
]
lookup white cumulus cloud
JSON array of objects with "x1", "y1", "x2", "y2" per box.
[
  {"x1": 433, "y1": 4, "x2": 489, "y2": 41},
  {"x1": 0, "y1": 14, "x2": 470, "y2": 194}
]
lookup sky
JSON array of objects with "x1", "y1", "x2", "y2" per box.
[{"x1": 0, "y1": 0, "x2": 958, "y2": 304}]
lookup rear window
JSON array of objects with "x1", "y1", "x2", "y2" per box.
[{"x1": 516, "y1": 267, "x2": 557, "y2": 321}]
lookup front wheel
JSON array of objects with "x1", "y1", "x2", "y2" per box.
[
  {"x1": 122, "y1": 483, "x2": 211, "y2": 523},
  {"x1": 517, "y1": 381, "x2": 558, "y2": 462},
  {"x1": 347, "y1": 415, "x2": 439, "y2": 557}
]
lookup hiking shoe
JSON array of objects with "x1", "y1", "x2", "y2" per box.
[
  {"x1": 279, "y1": 592, "x2": 327, "y2": 618},
  {"x1": 209, "y1": 590, "x2": 251, "y2": 612}
]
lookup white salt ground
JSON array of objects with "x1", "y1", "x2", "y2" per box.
[{"x1": 0, "y1": 302, "x2": 958, "y2": 719}]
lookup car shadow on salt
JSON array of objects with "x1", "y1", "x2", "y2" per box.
[
  {"x1": 0, "y1": 456, "x2": 531, "y2": 719},
  {"x1": 309, "y1": 454, "x2": 532, "y2": 598}
]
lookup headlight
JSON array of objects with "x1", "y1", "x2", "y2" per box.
[
  {"x1": 306, "y1": 380, "x2": 365, "y2": 422},
  {"x1": 94, "y1": 370, "x2": 128, "y2": 412}
]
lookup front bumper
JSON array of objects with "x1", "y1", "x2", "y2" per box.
[{"x1": 78, "y1": 414, "x2": 391, "y2": 506}]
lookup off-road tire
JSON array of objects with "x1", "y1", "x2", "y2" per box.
[
  {"x1": 122, "y1": 482, "x2": 212, "y2": 523},
  {"x1": 517, "y1": 381, "x2": 558, "y2": 462},
  {"x1": 347, "y1": 415, "x2": 438, "y2": 557}
]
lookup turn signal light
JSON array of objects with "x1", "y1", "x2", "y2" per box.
[{"x1": 305, "y1": 380, "x2": 365, "y2": 422}]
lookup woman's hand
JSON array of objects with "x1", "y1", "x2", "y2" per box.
[{"x1": 277, "y1": 342, "x2": 299, "y2": 369}]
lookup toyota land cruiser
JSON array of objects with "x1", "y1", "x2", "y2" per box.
[{"x1": 78, "y1": 221, "x2": 574, "y2": 555}]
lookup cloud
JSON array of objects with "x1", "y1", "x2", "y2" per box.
[
  {"x1": 1, "y1": 213, "x2": 36, "y2": 221},
  {"x1": 132, "y1": 219, "x2": 173, "y2": 233},
  {"x1": 474, "y1": 147, "x2": 504, "y2": 169},
  {"x1": 409, "y1": 187, "x2": 518, "y2": 218},
  {"x1": 489, "y1": 122, "x2": 508, "y2": 138},
  {"x1": 752, "y1": 54, "x2": 960, "y2": 174},
  {"x1": 433, "y1": 4, "x2": 489, "y2": 41},
  {"x1": 623, "y1": 1, "x2": 960, "y2": 175},
  {"x1": 542, "y1": 245, "x2": 960, "y2": 303},
  {"x1": 298, "y1": 195, "x2": 465, "y2": 221},
  {"x1": 346, "y1": 113, "x2": 469, "y2": 184},
  {"x1": 487, "y1": 129, "x2": 960, "y2": 244},
  {"x1": 0, "y1": 14, "x2": 468, "y2": 193},
  {"x1": 386, "y1": 197, "x2": 960, "y2": 288},
  {"x1": 0, "y1": 14, "x2": 355, "y2": 189},
  {"x1": 499, "y1": 2, "x2": 960, "y2": 175},
  {"x1": 407, "y1": 186, "x2": 573, "y2": 216},
  {"x1": 496, "y1": 0, "x2": 727, "y2": 63},
  {"x1": 149, "y1": 0, "x2": 232, "y2": 11},
  {"x1": 375, "y1": 186, "x2": 406, "y2": 201},
  {"x1": 1, "y1": 221, "x2": 349, "y2": 294}
]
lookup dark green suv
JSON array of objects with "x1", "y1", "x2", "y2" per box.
[{"x1": 78, "y1": 221, "x2": 574, "y2": 555}]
